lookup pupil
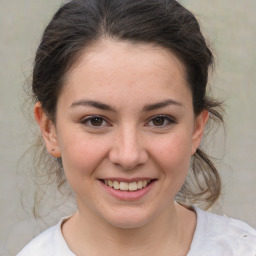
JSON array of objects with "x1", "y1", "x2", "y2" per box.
[
  {"x1": 91, "y1": 117, "x2": 103, "y2": 126},
  {"x1": 153, "y1": 117, "x2": 164, "y2": 126}
]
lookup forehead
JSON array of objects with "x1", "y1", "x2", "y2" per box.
[
  {"x1": 69, "y1": 39, "x2": 186, "y2": 80},
  {"x1": 60, "y1": 39, "x2": 191, "y2": 108}
]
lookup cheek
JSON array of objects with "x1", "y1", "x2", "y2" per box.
[
  {"x1": 58, "y1": 132, "x2": 109, "y2": 180},
  {"x1": 152, "y1": 132, "x2": 192, "y2": 175}
]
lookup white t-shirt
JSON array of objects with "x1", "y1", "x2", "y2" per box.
[{"x1": 17, "y1": 206, "x2": 256, "y2": 256}]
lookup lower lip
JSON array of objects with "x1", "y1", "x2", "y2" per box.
[{"x1": 100, "y1": 181, "x2": 156, "y2": 201}]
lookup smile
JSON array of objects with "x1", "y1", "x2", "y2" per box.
[
  {"x1": 103, "y1": 180, "x2": 151, "y2": 191},
  {"x1": 99, "y1": 178, "x2": 157, "y2": 200}
]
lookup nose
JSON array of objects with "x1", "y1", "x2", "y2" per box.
[{"x1": 109, "y1": 126, "x2": 148, "y2": 170}]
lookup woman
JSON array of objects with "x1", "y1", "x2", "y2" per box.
[{"x1": 17, "y1": 0, "x2": 256, "y2": 255}]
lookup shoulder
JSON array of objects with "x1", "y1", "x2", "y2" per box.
[
  {"x1": 188, "y1": 206, "x2": 256, "y2": 256},
  {"x1": 16, "y1": 217, "x2": 75, "y2": 256}
]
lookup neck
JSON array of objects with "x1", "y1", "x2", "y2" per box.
[{"x1": 62, "y1": 202, "x2": 196, "y2": 256}]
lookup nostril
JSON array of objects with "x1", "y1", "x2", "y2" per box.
[{"x1": 109, "y1": 145, "x2": 148, "y2": 170}]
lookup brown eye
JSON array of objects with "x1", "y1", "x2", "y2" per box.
[
  {"x1": 152, "y1": 117, "x2": 165, "y2": 126},
  {"x1": 90, "y1": 117, "x2": 104, "y2": 126},
  {"x1": 147, "y1": 115, "x2": 175, "y2": 128},
  {"x1": 81, "y1": 116, "x2": 109, "y2": 128}
]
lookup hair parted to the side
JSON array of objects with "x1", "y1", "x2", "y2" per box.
[{"x1": 29, "y1": 0, "x2": 224, "y2": 214}]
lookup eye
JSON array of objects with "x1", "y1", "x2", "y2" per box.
[
  {"x1": 147, "y1": 115, "x2": 175, "y2": 127},
  {"x1": 81, "y1": 115, "x2": 109, "y2": 127}
]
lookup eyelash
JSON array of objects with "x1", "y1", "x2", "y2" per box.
[
  {"x1": 81, "y1": 115, "x2": 111, "y2": 128},
  {"x1": 146, "y1": 115, "x2": 176, "y2": 128},
  {"x1": 81, "y1": 114, "x2": 176, "y2": 129}
]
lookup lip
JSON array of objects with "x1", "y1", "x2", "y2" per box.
[
  {"x1": 99, "y1": 177, "x2": 154, "y2": 182},
  {"x1": 98, "y1": 178, "x2": 157, "y2": 201}
]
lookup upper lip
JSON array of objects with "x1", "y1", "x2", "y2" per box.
[{"x1": 99, "y1": 177, "x2": 157, "y2": 182}]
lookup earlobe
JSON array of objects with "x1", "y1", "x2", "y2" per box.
[
  {"x1": 191, "y1": 110, "x2": 209, "y2": 155},
  {"x1": 34, "y1": 102, "x2": 61, "y2": 158}
]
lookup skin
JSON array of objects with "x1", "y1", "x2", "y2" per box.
[{"x1": 35, "y1": 39, "x2": 209, "y2": 256}]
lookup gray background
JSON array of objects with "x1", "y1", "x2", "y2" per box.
[{"x1": 1, "y1": 0, "x2": 255, "y2": 255}]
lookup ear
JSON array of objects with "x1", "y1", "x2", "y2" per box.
[
  {"x1": 191, "y1": 110, "x2": 209, "y2": 155},
  {"x1": 34, "y1": 102, "x2": 61, "y2": 158}
]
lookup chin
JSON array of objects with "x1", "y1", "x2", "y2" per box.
[
  {"x1": 102, "y1": 207, "x2": 156, "y2": 229},
  {"x1": 108, "y1": 218, "x2": 150, "y2": 229}
]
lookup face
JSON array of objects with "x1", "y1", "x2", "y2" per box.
[{"x1": 35, "y1": 39, "x2": 208, "y2": 228}]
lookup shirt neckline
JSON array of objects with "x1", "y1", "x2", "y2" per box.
[{"x1": 56, "y1": 206, "x2": 204, "y2": 256}]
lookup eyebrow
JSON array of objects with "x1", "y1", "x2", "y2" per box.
[
  {"x1": 70, "y1": 99, "x2": 116, "y2": 112},
  {"x1": 142, "y1": 99, "x2": 183, "y2": 112},
  {"x1": 70, "y1": 99, "x2": 183, "y2": 112}
]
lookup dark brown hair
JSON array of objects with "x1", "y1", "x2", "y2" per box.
[{"x1": 30, "y1": 0, "x2": 223, "y2": 212}]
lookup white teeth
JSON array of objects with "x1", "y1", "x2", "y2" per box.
[
  {"x1": 142, "y1": 180, "x2": 147, "y2": 188},
  {"x1": 104, "y1": 180, "x2": 152, "y2": 191},
  {"x1": 113, "y1": 181, "x2": 120, "y2": 190},
  {"x1": 137, "y1": 181, "x2": 143, "y2": 189},
  {"x1": 119, "y1": 182, "x2": 129, "y2": 191},
  {"x1": 129, "y1": 182, "x2": 137, "y2": 191}
]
